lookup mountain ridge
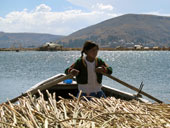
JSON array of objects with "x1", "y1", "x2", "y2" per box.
[
  {"x1": 57, "y1": 14, "x2": 170, "y2": 48},
  {"x1": 1, "y1": 14, "x2": 170, "y2": 48},
  {"x1": 0, "y1": 32, "x2": 64, "y2": 48}
]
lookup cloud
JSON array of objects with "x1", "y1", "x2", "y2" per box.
[
  {"x1": 145, "y1": 11, "x2": 170, "y2": 17},
  {"x1": 94, "y1": 3, "x2": 114, "y2": 11},
  {"x1": 0, "y1": 4, "x2": 118, "y2": 35},
  {"x1": 67, "y1": 0, "x2": 115, "y2": 11},
  {"x1": 35, "y1": 4, "x2": 51, "y2": 12}
]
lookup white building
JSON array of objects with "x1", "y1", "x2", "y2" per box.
[
  {"x1": 40, "y1": 42, "x2": 62, "y2": 51},
  {"x1": 134, "y1": 45, "x2": 143, "y2": 50}
]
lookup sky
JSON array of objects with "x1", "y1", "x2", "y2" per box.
[{"x1": 1, "y1": 0, "x2": 170, "y2": 35}]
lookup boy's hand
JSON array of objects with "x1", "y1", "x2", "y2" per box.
[
  {"x1": 70, "y1": 69, "x2": 79, "y2": 76},
  {"x1": 95, "y1": 67, "x2": 107, "y2": 74}
]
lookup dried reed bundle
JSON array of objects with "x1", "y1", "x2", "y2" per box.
[{"x1": 0, "y1": 90, "x2": 170, "y2": 128}]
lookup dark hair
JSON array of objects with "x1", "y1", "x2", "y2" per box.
[{"x1": 81, "y1": 40, "x2": 99, "y2": 57}]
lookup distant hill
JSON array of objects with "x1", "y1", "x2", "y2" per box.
[
  {"x1": 0, "y1": 32, "x2": 64, "y2": 48},
  {"x1": 1, "y1": 14, "x2": 170, "y2": 48},
  {"x1": 57, "y1": 14, "x2": 170, "y2": 48}
]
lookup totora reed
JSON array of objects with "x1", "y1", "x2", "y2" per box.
[{"x1": 0, "y1": 90, "x2": 170, "y2": 128}]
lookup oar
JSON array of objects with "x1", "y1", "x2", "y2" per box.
[
  {"x1": 102, "y1": 72, "x2": 163, "y2": 103},
  {"x1": 4, "y1": 74, "x2": 73, "y2": 104}
]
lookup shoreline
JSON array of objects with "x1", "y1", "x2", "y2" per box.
[{"x1": 0, "y1": 47, "x2": 170, "y2": 51}]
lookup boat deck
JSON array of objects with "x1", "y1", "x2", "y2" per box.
[
  {"x1": 38, "y1": 81, "x2": 148, "y2": 102},
  {"x1": 29, "y1": 74, "x2": 149, "y2": 103}
]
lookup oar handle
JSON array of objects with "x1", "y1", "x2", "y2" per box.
[
  {"x1": 102, "y1": 73, "x2": 163, "y2": 103},
  {"x1": 4, "y1": 74, "x2": 73, "y2": 104}
]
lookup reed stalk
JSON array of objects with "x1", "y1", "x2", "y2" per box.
[{"x1": 0, "y1": 91, "x2": 169, "y2": 128}]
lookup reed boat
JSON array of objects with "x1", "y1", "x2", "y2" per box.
[{"x1": 27, "y1": 73, "x2": 149, "y2": 103}]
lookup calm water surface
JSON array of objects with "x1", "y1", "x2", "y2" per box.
[{"x1": 0, "y1": 51, "x2": 169, "y2": 103}]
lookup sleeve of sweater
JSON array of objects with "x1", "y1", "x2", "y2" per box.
[
  {"x1": 64, "y1": 58, "x2": 81, "y2": 74},
  {"x1": 98, "y1": 58, "x2": 112, "y2": 74}
]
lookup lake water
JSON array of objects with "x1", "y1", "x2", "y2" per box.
[{"x1": 0, "y1": 51, "x2": 169, "y2": 103}]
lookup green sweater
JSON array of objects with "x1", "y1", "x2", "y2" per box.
[{"x1": 65, "y1": 57, "x2": 112, "y2": 84}]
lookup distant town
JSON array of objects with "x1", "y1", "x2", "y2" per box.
[{"x1": 0, "y1": 41, "x2": 170, "y2": 51}]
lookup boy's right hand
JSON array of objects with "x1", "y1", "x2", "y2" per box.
[{"x1": 70, "y1": 69, "x2": 79, "y2": 76}]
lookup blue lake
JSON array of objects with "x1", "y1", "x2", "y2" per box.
[{"x1": 0, "y1": 51, "x2": 169, "y2": 103}]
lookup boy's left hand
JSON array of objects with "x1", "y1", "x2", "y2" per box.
[{"x1": 95, "y1": 67, "x2": 107, "y2": 74}]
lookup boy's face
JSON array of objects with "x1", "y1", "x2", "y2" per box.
[{"x1": 85, "y1": 46, "x2": 98, "y2": 59}]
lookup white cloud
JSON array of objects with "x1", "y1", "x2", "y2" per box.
[
  {"x1": 145, "y1": 11, "x2": 170, "y2": 17},
  {"x1": 0, "y1": 4, "x2": 118, "y2": 35},
  {"x1": 67, "y1": 0, "x2": 115, "y2": 10},
  {"x1": 35, "y1": 4, "x2": 51, "y2": 12},
  {"x1": 94, "y1": 3, "x2": 114, "y2": 11}
]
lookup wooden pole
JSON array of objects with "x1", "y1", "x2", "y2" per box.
[
  {"x1": 102, "y1": 73, "x2": 163, "y2": 103},
  {"x1": 4, "y1": 74, "x2": 73, "y2": 104}
]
